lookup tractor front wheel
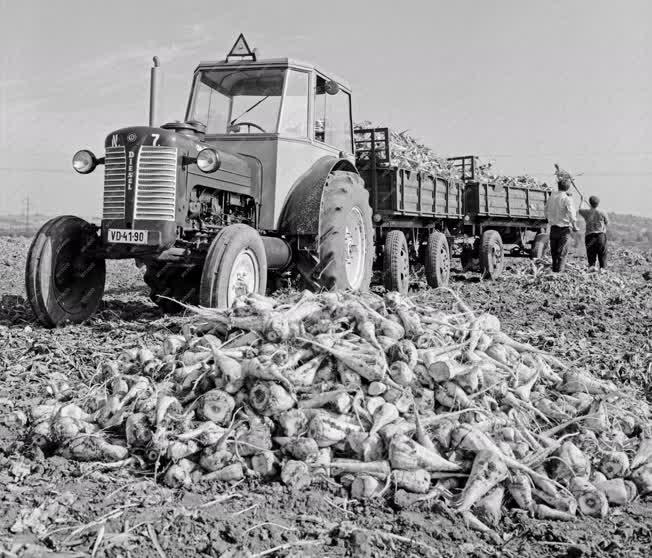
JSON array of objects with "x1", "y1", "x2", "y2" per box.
[
  {"x1": 425, "y1": 231, "x2": 451, "y2": 287},
  {"x1": 25, "y1": 215, "x2": 106, "y2": 327},
  {"x1": 383, "y1": 230, "x2": 410, "y2": 294},
  {"x1": 297, "y1": 171, "x2": 373, "y2": 291},
  {"x1": 199, "y1": 224, "x2": 267, "y2": 309},
  {"x1": 480, "y1": 229, "x2": 504, "y2": 279}
]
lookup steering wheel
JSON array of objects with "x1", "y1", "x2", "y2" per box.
[{"x1": 230, "y1": 121, "x2": 266, "y2": 133}]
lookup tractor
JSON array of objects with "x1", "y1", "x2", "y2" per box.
[{"x1": 26, "y1": 35, "x2": 374, "y2": 326}]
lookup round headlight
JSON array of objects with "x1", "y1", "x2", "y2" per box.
[
  {"x1": 72, "y1": 150, "x2": 97, "y2": 174},
  {"x1": 197, "y1": 148, "x2": 220, "y2": 173}
]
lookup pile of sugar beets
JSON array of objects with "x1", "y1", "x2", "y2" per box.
[{"x1": 28, "y1": 289, "x2": 652, "y2": 533}]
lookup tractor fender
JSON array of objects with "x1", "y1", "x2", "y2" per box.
[{"x1": 277, "y1": 156, "x2": 357, "y2": 235}]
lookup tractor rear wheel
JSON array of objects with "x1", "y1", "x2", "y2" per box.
[
  {"x1": 383, "y1": 230, "x2": 410, "y2": 294},
  {"x1": 425, "y1": 231, "x2": 450, "y2": 287},
  {"x1": 199, "y1": 224, "x2": 267, "y2": 309},
  {"x1": 297, "y1": 171, "x2": 373, "y2": 291},
  {"x1": 25, "y1": 215, "x2": 105, "y2": 327},
  {"x1": 531, "y1": 232, "x2": 550, "y2": 259},
  {"x1": 144, "y1": 263, "x2": 201, "y2": 313},
  {"x1": 480, "y1": 230, "x2": 504, "y2": 279}
]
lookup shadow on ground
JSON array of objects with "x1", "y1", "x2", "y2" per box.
[{"x1": 0, "y1": 295, "x2": 162, "y2": 327}]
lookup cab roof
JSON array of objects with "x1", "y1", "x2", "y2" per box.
[{"x1": 194, "y1": 57, "x2": 351, "y2": 92}]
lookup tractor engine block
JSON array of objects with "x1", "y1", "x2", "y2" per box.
[{"x1": 187, "y1": 187, "x2": 255, "y2": 228}]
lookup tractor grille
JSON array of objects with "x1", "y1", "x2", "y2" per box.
[
  {"x1": 134, "y1": 146, "x2": 177, "y2": 221},
  {"x1": 102, "y1": 147, "x2": 126, "y2": 219}
]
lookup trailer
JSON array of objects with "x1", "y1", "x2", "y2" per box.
[
  {"x1": 450, "y1": 155, "x2": 550, "y2": 272},
  {"x1": 355, "y1": 128, "x2": 550, "y2": 291}
]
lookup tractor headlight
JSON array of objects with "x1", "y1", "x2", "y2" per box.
[
  {"x1": 196, "y1": 148, "x2": 221, "y2": 173},
  {"x1": 72, "y1": 150, "x2": 98, "y2": 174}
]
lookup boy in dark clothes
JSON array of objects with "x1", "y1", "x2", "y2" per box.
[{"x1": 578, "y1": 196, "x2": 609, "y2": 272}]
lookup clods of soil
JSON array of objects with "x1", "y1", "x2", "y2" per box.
[{"x1": 1, "y1": 235, "x2": 651, "y2": 557}]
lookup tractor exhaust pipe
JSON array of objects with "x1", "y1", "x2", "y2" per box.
[{"x1": 149, "y1": 56, "x2": 160, "y2": 127}]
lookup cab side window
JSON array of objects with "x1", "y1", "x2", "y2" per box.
[
  {"x1": 314, "y1": 75, "x2": 352, "y2": 152},
  {"x1": 279, "y1": 70, "x2": 309, "y2": 138}
]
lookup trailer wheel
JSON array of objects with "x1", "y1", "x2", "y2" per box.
[
  {"x1": 144, "y1": 263, "x2": 201, "y2": 313},
  {"x1": 531, "y1": 232, "x2": 550, "y2": 259},
  {"x1": 297, "y1": 171, "x2": 373, "y2": 291},
  {"x1": 480, "y1": 230, "x2": 504, "y2": 279},
  {"x1": 425, "y1": 231, "x2": 450, "y2": 287},
  {"x1": 25, "y1": 215, "x2": 105, "y2": 327},
  {"x1": 383, "y1": 230, "x2": 410, "y2": 294},
  {"x1": 199, "y1": 224, "x2": 267, "y2": 308}
]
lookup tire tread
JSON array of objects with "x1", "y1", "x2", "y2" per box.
[
  {"x1": 25, "y1": 216, "x2": 105, "y2": 327},
  {"x1": 480, "y1": 230, "x2": 504, "y2": 279},
  {"x1": 425, "y1": 231, "x2": 450, "y2": 287},
  {"x1": 301, "y1": 170, "x2": 373, "y2": 291},
  {"x1": 384, "y1": 230, "x2": 409, "y2": 293}
]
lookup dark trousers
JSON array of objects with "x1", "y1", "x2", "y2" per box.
[
  {"x1": 585, "y1": 232, "x2": 607, "y2": 268},
  {"x1": 550, "y1": 225, "x2": 571, "y2": 272}
]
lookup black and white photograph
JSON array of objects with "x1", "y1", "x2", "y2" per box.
[{"x1": 0, "y1": 1, "x2": 651, "y2": 556}]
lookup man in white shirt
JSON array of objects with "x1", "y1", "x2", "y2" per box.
[{"x1": 544, "y1": 176, "x2": 579, "y2": 272}]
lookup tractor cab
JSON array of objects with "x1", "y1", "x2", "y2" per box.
[
  {"x1": 185, "y1": 38, "x2": 354, "y2": 229},
  {"x1": 186, "y1": 55, "x2": 353, "y2": 149}
]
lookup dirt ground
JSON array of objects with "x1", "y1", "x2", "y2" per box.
[{"x1": 1, "y1": 235, "x2": 651, "y2": 558}]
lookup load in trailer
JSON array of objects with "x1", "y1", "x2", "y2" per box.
[{"x1": 25, "y1": 35, "x2": 548, "y2": 327}]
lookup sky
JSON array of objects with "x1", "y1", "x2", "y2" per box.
[{"x1": 1, "y1": 0, "x2": 651, "y2": 219}]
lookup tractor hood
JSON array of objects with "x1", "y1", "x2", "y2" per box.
[
  {"x1": 104, "y1": 124, "x2": 252, "y2": 174},
  {"x1": 105, "y1": 124, "x2": 206, "y2": 152},
  {"x1": 105, "y1": 122, "x2": 259, "y2": 191},
  {"x1": 103, "y1": 124, "x2": 259, "y2": 222}
]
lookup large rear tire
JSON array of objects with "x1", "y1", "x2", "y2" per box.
[
  {"x1": 383, "y1": 230, "x2": 410, "y2": 294},
  {"x1": 297, "y1": 171, "x2": 373, "y2": 291},
  {"x1": 531, "y1": 232, "x2": 550, "y2": 259},
  {"x1": 425, "y1": 231, "x2": 450, "y2": 287},
  {"x1": 480, "y1": 230, "x2": 504, "y2": 279},
  {"x1": 25, "y1": 216, "x2": 105, "y2": 327},
  {"x1": 199, "y1": 224, "x2": 267, "y2": 309}
]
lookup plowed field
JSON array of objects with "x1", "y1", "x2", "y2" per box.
[{"x1": 1, "y1": 235, "x2": 651, "y2": 558}]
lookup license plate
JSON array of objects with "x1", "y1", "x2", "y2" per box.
[{"x1": 108, "y1": 229, "x2": 149, "y2": 244}]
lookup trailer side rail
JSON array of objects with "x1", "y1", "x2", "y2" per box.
[{"x1": 355, "y1": 127, "x2": 464, "y2": 219}]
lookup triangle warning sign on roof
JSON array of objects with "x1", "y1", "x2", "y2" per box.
[{"x1": 227, "y1": 34, "x2": 256, "y2": 60}]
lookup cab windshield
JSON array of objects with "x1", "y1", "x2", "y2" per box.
[{"x1": 187, "y1": 67, "x2": 309, "y2": 137}]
